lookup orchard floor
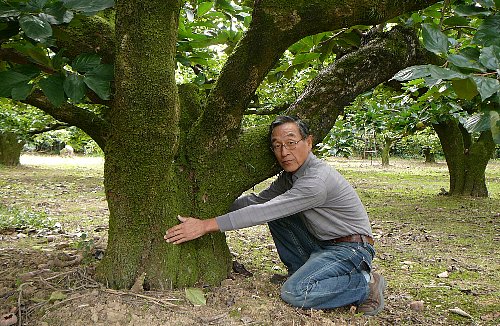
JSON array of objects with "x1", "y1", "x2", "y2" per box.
[{"x1": 0, "y1": 154, "x2": 499, "y2": 325}]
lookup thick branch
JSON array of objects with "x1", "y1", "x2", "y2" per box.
[
  {"x1": 0, "y1": 48, "x2": 55, "y2": 74},
  {"x1": 29, "y1": 122, "x2": 69, "y2": 136},
  {"x1": 191, "y1": 0, "x2": 440, "y2": 157},
  {"x1": 287, "y1": 26, "x2": 439, "y2": 142},
  {"x1": 52, "y1": 15, "x2": 115, "y2": 64},
  {"x1": 23, "y1": 91, "x2": 109, "y2": 150}
]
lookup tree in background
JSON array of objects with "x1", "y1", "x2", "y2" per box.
[
  {"x1": 0, "y1": 0, "x2": 441, "y2": 289},
  {"x1": 393, "y1": 0, "x2": 500, "y2": 196},
  {"x1": 0, "y1": 98, "x2": 58, "y2": 165}
]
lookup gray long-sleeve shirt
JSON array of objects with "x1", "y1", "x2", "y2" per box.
[{"x1": 216, "y1": 152, "x2": 372, "y2": 240}]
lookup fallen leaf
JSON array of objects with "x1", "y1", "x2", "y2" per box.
[
  {"x1": 49, "y1": 291, "x2": 67, "y2": 303},
  {"x1": 449, "y1": 307, "x2": 473, "y2": 319},
  {"x1": 185, "y1": 288, "x2": 206, "y2": 306},
  {"x1": 437, "y1": 271, "x2": 449, "y2": 278},
  {"x1": 0, "y1": 313, "x2": 17, "y2": 326}
]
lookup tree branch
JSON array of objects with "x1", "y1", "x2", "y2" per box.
[
  {"x1": 286, "y1": 26, "x2": 440, "y2": 142},
  {"x1": 28, "y1": 122, "x2": 69, "y2": 136},
  {"x1": 52, "y1": 15, "x2": 115, "y2": 64},
  {"x1": 22, "y1": 91, "x2": 110, "y2": 150},
  {"x1": 0, "y1": 48, "x2": 55, "y2": 74},
  {"x1": 191, "y1": 0, "x2": 440, "y2": 158}
]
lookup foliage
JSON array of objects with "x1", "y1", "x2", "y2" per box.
[
  {"x1": 392, "y1": 128, "x2": 443, "y2": 158},
  {"x1": 0, "y1": 203, "x2": 52, "y2": 230},
  {"x1": 26, "y1": 126, "x2": 102, "y2": 154},
  {"x1": 176, "y1": 0, "x2": 252, "y2": 90},
  {"x1": 393, "y1": 0, "x2": 500, "y2": 143},
  {"x1": 0, "y1": 97, "x2": 56, "y2": 140},
  {"x1": 318, "y1": 85, "x2": 438, "y2": 158},
  {"x1": 0, "y1": 0, "x2": 115, "y2": 106}
]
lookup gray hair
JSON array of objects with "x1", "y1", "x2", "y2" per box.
[{"x1": 269, "y1": 116, "x2": 310, "y2": 143}]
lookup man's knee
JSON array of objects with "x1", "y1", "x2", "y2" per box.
[{"x1": 280, "y1": 280, "x2": 309, "y2": 308}]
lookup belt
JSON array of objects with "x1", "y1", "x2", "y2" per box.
[{"x1": 330, "y1": 234, "x2": 374, "y2": 245}]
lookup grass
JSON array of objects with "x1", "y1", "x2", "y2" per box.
[{"x1": 0, "y1": 154, "x2": 499, "y2": 325}]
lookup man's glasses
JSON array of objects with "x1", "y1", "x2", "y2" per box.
[{"x1": 271, "y1": 138, "x2": 304, "y2": 152}]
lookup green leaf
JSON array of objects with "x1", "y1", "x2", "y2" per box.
[
  {"x1": 442, "y1": 16, "x2": 469, "y2": 27},
  {"x1": 0, "y1": 5, "x2": 21, "y2": 18},
  {"x1": 447, "y1": 54, "x2": 485, "y2": 72},
  {"x1": 85, "y1": 64, "x2": 114, "y2": 81},
  {"x1": 11, "y1": 83, "x2": 32, "y2": 100},
  {"x1": 422, "y1": 23, "x2": 449, "y2": 55},
  {"x1": 39, "y1": 75, "x2": 65, "y2": 107},
  {"x1": 429, "y1": 65, "x2": 467, "y2": 80},
  {"x1": 42, "y1": 2, "x2": 74, "y2": 24},
  {"x1": 72, "y1": 53, "x2": 101, "y2": 72},
  {"x1": 392, "y1": 65, "x2": 431, "y2": 81},
  {"x1": 84, "y1": 75, "x2": 110, "y2": 100},
  {"x1": 473, "y1": 15, "x2": 500, "y2": 47},
  {"x1": 463, "y1": 112, "x2": 491, "y2": 133},
  {"x1": 490, "y1": 110, "x2": 500, "y2": 144},
  {"x1": 476, "y1": 0, "x2": 496, "y2": 9},
  {"x1": 479, "y1": 45, "x2": 500, "y2": 70},
  {"x1": 62, "y1": 0, "x2": 115, "y2": 14},
  {"x1": 185, "y1": 288, "x2": 206, "y2": 306},
  {"x1": 0, "y1": 71, "x2": 31, "y2": 97},
  {"x1": 197, "y1": 2, "x2": 213, "y2": 16},
  {"x1": 452, "y1": 78, "x2": 479, "y2": 100},
  {"x1": 292, "y1": 53, "x2": 321, "y2": 66},
  {"x1": 453, "y1": 4, "x2": 491, "y2": 16},
  {"x1": 63, "y1": 73, "x2": 86, "y2": 102},
  {"x1": 19, "y1": 15, "x2": 52, "y2": 42},
  {"x1": 472, "y1": 76, "x2": 500, "y2": 101}
]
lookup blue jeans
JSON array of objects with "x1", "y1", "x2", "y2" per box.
[{"x1": 268, "y1": 214, "x2": 375, "y2": 309}]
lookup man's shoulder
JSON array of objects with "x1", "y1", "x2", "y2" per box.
[{"x1": 302, "y1": 155, "x2": 335, "y2": 181}]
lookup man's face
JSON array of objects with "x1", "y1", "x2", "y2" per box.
[{"x1": 271, "y1": 122, "x2": 312, "y2": 173}]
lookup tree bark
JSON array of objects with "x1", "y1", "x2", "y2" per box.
[
  {"x1": 381, "y1": 137, "x2": 394, "y2": 166},
  {"x1": 422, "y1": 147, "x2": 436, "y2": 163},
  {"x1": 0, "y1": 132, "x2": 24, "y2": 166},
  {"x1": 433, "y1": 120, "x2": 495, "y2": 197}
]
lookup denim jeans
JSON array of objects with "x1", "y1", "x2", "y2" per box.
[{"x1": 268, "y1": 214, "x2": 375, "y2": 309}]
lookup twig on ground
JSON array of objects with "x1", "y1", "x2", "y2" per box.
[
  {"x1": 103, "y1": 289, "x2": 186, "y2": 311},
  {"x1": 17, "y1": 282, "x2": 33, "y2": 326},
  {"x1": 50, "y1": 294, "x2": 88, "y2": 309}
]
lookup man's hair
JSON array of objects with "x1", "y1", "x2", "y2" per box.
[{"x1": 269, "y1": 116, "x2": 310, "y2": 142}]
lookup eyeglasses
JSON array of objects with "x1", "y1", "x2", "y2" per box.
[{"x1": 270, "y1": 138, "x2": 304, "y2": 152}]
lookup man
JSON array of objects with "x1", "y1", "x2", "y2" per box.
[{"x1": 165, "y1": 115, "x2": 386, "y2": 315}]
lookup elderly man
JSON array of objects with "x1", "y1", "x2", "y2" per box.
[{"x1": 165, "y1": 115, "x2": 386, "y2": 315}]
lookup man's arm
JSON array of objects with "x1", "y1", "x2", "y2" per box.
[{"x1": 164, "y1": 216, "x2": 219, "y2": 244}]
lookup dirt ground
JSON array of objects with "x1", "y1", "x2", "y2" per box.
[{"x1": 1, "y1": 154, "x2": 499, "y2": 325}]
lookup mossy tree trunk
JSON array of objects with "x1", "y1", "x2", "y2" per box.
[
  {"x1": 381, "y1": 137, "x2": 395, "y2": 166},
  {"x1": 422, "y1": 147, "x2": 436, "y2": 163},
  {"x1": 433, "y1": 120, "x2": 495, "y2": 197},
  {"x1": 0, "y1": 132, "x2": 24, "y2": 166},
  {"x1": 19, "y1": 0, "x2": 441, "y2": 289}
]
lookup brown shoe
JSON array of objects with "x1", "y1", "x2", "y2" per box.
[{"x1": 357, "y1": 272, "x2": 386, "y2": 316}]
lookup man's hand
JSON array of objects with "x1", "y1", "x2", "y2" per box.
[{"x1": 164, "y1": 215, "x2": 219, "y2": 244}]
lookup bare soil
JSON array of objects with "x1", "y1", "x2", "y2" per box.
[{"x1": 0, "y1": 154, "x2": 499, "y2": 325}]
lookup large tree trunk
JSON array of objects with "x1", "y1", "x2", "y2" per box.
[
  {"x1": 95, "y1": 1, "x2": 232, "y2": 290},
  {"x1": 0, "y1": 132, "x2": 24, "y2": 166},
  {"x1": 433, "y1": 120, "x2": 495, "y2": 197}
]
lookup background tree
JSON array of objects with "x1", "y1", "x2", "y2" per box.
[
  {"x1": 0, "y1": 0, "x2": 440, "y2": 289},
  {"x1": 0, "y1": 98, "x2": 59, "y2": 165},
  {"x1": 393, "y1": 0, "x2": 499, "y2": 196}
]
